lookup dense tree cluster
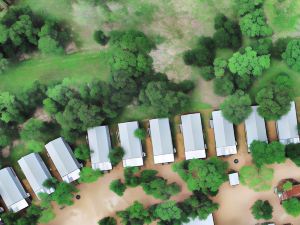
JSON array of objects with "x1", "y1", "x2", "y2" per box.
[
  {"x1": 1, "y1": 205, "x2": 42, "y2": 225},
  {"x1": 286, "y1": 143, "x2": 300, "y2": 167},
  {"x1": 251, "y1": 200, "x2": 273, "y2": 220},
  {"x1": 220, "y1": 90, "x2": 252, "y2": 124},
  {"x1": 282, "y1": 39, "x2": 300, "y2": 72},
  {"x1": 250, "y1": 141, "x2": 286, "y2": 167},
  {"x1": 172, "y1": 157, "x2": 228, "y2": 195},
  {"x1": 256, "y1": 73, "x2": 294, "y2": 120}
]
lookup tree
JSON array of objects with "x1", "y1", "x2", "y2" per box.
[
  {"x1": 94, "y1": 29, "x2": 109, "y2": 46},
  {"x1": 239, "y1": 9, "x2": 272, "y2": 37},
  {"x1": 251, "y1": 200, "x2": 273, "y2": 220},
  {"x1": 0, "y1": 92, "x2": 24, "y2": 123},
  {"x1": 74, "y1": 144, "x2": 90, "y2": 160},
  {"x1": 271, "y1": 38, "x2": 291, "y2": 59},
  {"x1": 283, "y1": 181, "x2": 293, "y2": 191},
  {"x1": 154, "y1": 201, "x2": 182, "y2": 222},
  {"x1": 199, "y1": 66, "x2": 215, "y2": 80},
  {"x1": 43, "y1": 177, "x2": 59, "y2": 189},
  {"x1": 282, "y1": 198, "x2": 300, "y2": 217},
  {"x1": 286, "y1": 143, "x2": 300, "y2": 167},
  {"x1": 256, "y1": 73, "x2": 293, "y2": 120},
  {"x1": 220, "y1": 90, "x2": 252, "y2": 125},
  {"x1": 134, "y1": 128, "x2": 147, "y2": 140},
  {"x1": 250, "y1": 141, "x2": 286, "y2": 167},
  {"x1": 240, "y1": 165, "x2": 274, "y2": 192},
  {"x1": 235, "y1": 0, "x2": 264, "y2": 16},
  {"x1": 79, "y1": 167, "x2": 102, "y2": 183},
  {"x1": 98, "y1": 217, "x2": 117, "y2": 225},
  {"x1": 109, "y1": 147, "x2": 125, "y2": 166},
  {"x1": 282, "y1": 39, "x2": 300, "y2": 72},
  {"x1": 124, "y1": 167, "x2": 141, "y2": 187},
  {"x1": 172, "y1": 157, "x2": 228, "y2": 195},
  {"x1": 213, "y1": 76, "x2": 235, "y2": 96},
  {"x1": 228, "y1": 47, "x2": 270, "y2": 77},
  {"x1": 213, "y1": 58, "x2": 227, "y2": 77},
  {"x1": 38, "y1": 208, "x2": 56, "y2": 223},
  {"x1": 51, "y1": 182, "x2": 79, "y2": 206},
  {"x1": 0, "y1": 53, "x2": 8, "y2": 74},
  {"x1": 117, "y1": 201, "x2": 151, "y2": 225},
  {"x1": 250, "y1": 38, "x2": 273, "y2": 55},
  {"x1": 38, "y1": 36, "x2": 64, "y2": 54},
  {"x1": 110, "y1": 179, "x2": 127, "y2": 196}
]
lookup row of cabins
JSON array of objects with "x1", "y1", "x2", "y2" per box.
[{"x1": 0, "y1": 102, "x2": 299, "y2": 213}]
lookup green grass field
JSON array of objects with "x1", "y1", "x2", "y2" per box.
[{"x1": 0, "y1": 51, "x2": 110, "y2": 93}]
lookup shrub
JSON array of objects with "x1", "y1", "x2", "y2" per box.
[
  {"x1": 110, "y1": 179, "x2": 126, "y2": 196},
  {"x1": 94, "y1": 30, "x2": 109, "y2": 46},
  {"x1": 251, "y1": 200, "x2": 273, "y2": 220},
  {"x1": 282, "y1": 198, "x2": 300, "y2": 217}
]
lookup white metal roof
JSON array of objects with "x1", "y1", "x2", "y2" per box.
[
  {"x1": 276, "y1": 102, "x2": 300, "y2": 145},
  {"x1": 18, "y1": 153, "x2": 54, "y2": 198},
  {"x1": 149, "y1": 118, "x2": 174, "y2": 164},
  {"x1": 118, "y1": 121, "x2": 144, "y2": 167},
  {"x1": 87, "y1": 126, "x2": 112, "y2": 171},
  {"x1": 184, "y1": 214, "x2": 215, "y2": 225},
  {"x1": 0, "y1": 167, "x2": 29, "y2": 212},
  {"x1": 181, "y1": 113, "x2": 206, "y2": 159},
  {"x1": 45, "y1": 137, "x2": 82, "y2": 183},
  {"x1": 229, "y1": 172, "x2": 240, "y2": 186},
  {"x1": 245, "y1": 106, "x2": 268, "y2": 149},
  {"x1": 212, "y1": 110, "x2": 237, "y2": 156}
]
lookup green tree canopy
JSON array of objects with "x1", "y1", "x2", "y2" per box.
[
  {"x1": 98, "y1": 217, "x2": 117, "y2": 225},
  {"x1": 109, "y1": 147, "x2": 125, "y2": 166},
  {"x1": 286, "y1": 143, "x2": 300, "y2": 167},
  {"x1": 251, "y1": 200, "x2": 273, "y2": 220},
  {"x1": 282, "y1": 39, "x2": 300, "y2": 72},
  {"x1": 110, "y1": 179, "x2": 127, "y2": 196},
  {"x1": 51, "y1": 182, "x2": 79, "y2": 206},
  {"x1": 117, "y1": 201, "x2": 151, "y2": 225},
  {"x1": 79, "y1": 167, "x2": 103, "y2": 183},
  {"x1": 134, "y1": 128, "x2": 147, "y2": 140},
  {"x1": 235, "y1": 0, "x2": 264, "y2": 16},
  {"x1": 282, "y1": 198, "x2": 300, "y2": 217},
  {"x1": 74, "y1": 144, "x2": 90, "y2": 160},
  {"x1": 220, "y1": 90, "x2": 252, "y2": 125},
  {"x1": 154, "y1": 201, "x2": 182, "y2": 222}
]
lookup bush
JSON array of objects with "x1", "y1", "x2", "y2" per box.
[
  {"x1": 79, "y1": 167, "x2": 102, "y2": 183},
  {"x1": 109, "y1": 147, "x2": 125, "y2": 166},
  {"x1": 199, "y1": 66, "x2": 215, "y2": 81},
  {"x1": 93, "y1": 30, "x2": 109, "y2": 46},
  {"x1": 283, "y1": 181, "x2": 293, "y2": 191},
  {"x1": 74, "y1": 144, "x2": 90, "y2": 161},
  {"x1": 110, "y1": 179, "x2": 126, "y2": 196},
  {"x1": 213, "y1": 76, "x2": 234, "y2": 96},
  {"x1": 282, "y1": 198, "x2": 300, "y2": 217},
  {"x1": 251, "y1": 200, "x2": 273, "y2": 220}
]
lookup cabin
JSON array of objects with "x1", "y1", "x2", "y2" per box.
[
  {"x1": 118, "y1": 121, "x2": 144, "y2": 167},
  {"x1": 181, "y1": 113, "x2": 206, "y2": 159},
  {"x1": 0, "y1": 167, "x2": 29, "y2": 212},
  {"x1": 149, "y1": 118, "x2": 175, "y2": 164},
  {"x1": 229, "y1": 172, "x2": 240, "y2": 186},
  {"x1": 276, "y1": 102, "x2": 300, "y2": 145},
  {"x1": 211, "y1": 110, "x2": 237, "y2": 156},
  {"x1": 87, "y1": 126, "x2": 112, "y2": 171},
  {"x1": 45, "y1": 137, "x2": 82, "y2": 183},
  {"x1": 183, "y1": 214, "x2": 215, "y2": 225},
  {"x1": 18, "y1": 153, "x2": 54, "y2": 198},
  {"x1": 244, "y1": 106, "x2": 268, "y2": 151}
]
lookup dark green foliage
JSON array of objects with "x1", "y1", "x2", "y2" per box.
[
  {"x1": 79, "y1": 167, "x2": 103, "y2": 183},
  {"x1": 220, "y1": 90, "x2": 252, "y2": 125},
  {"x1": 250, "y1": 38, "x2": 273, "y2": 55},
  {"x1": 213, "y1": 76, "x2": 235, "y2": 96},
  {"x1": 74, "y1": 144, "x2": 90, "y2": 160},
  {"x1": 98, "y1": 217, "x2": 117, "y2": 225},
  {"x1": 235, "y1": 0, "x2": 264, "y2": 16},
  {"x1": 250, "y1": 141, "x2": 286, "y2": 167},
  {"x1": 251, "y1": 200, "x2": 273, "y2": 220},
  {"x1": 256, "y1": 73, "x2": 294, "y2": 120},
  {"x1": 124, "y1": 167, "x2": 141, "y2": 187},
  {"x1": 43, "y1": 177, "x2": 59, "y2": 189},
  {"x1": 94, "y1": 29, "x2": 109, "y2": 46},
  {"x1": 286, "y1": 143, "x2": 300, "y2": 167},
  {"x1": 0, "y1": 53, "x2": 8, "y2": 74},
  {"x1": 213, "y1": 14, "x2": 242, "y2": 50},
  {"x1": 172, "y1": 157, "x2": 228, "y2": 195},
  {"x1": 139, "y1": 81, "x2": 190, "y2": 116},
  {"x1": 134, "y1": 128, "x2": 147, "y2": 140},
  {"x1": 271, "y1": 38, "x2": 291, "y2": 59},
  {"x1": 199, "y1": 66, "x2": 215, "y2": 81},
  {"x1": 51, "y1": 182, "x2": 79, "y2": 206},
  {"x1": 213, "y1": 58, "x2": 227, "y2": 77},
  {"x1": 282, "y1": 198, "x2": 300, "y2": 217},
  {"x1": 117, "y1": 201, "x2": 151, "y2": 225},
  {"x1": 0, "y1": 121, "x2": 17, "y2": 147},
  {"x1": 154, "y1": 201, "x2": 182, "y2": 222},
  {"x1": 110, "y1": 179, "x2": 127, "y2": 196},
  {"x1": 109, "y1": 147, "x2": 125, "y2": 166},
  {"x1": 0, "y1": 92, "x2": 24, "y2": 123},
  {"x1": 282, "y1": 39, "x2": 300, "y2": 71}
]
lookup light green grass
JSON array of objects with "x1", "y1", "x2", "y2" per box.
[{"x1": 0, "y1": 51, "x2": 110, "y2": 93}]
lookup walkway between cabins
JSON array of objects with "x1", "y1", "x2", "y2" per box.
[{"x1": 43, "y1": 114, "x2": 300, "y2": 225}]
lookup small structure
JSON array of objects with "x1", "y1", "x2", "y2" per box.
[
  {"x1": 149, "y1": 118, "x2": 175, "y2": 164},
  {"x1": 245, "y1": 106, "x2": 268, "y2": 151},
  {"x1": 211, "y1": 110, "x2": 237, "y2": 156},
  {"x1": 45, "y1": 137, "x2": 82, "y2": 183},
  {"x1": 181, "y1": 113, "x2": 206, "y2": 159},
  {"x1": 0, "y1": 167, "x2": 29, "y2": 212},
  {"x1": 229, "y1": 172, "x2": 240, "y2": 186},
  {"x1": 279, "y1": 184, "x2": 300, "y2": 202},
  {"x1": 183, "y1": 214, "x2": 215, "y2": 225},
  {"x1": 118, "y1": 121, "x2": 144, "y2": 167},
  {"x1": 276, "y1": 102, "x2": 300, "y2": 144},
  {"x1": 87, "y1": 126, "x2": 112, "y2": 171},
  {"x1": 18, "y1": 153, "x2": 54, "y2": 198}
]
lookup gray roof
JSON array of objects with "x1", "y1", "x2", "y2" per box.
[
  {"x1": 87, "y1": 126, "x2": 112, "y2": 170},
  {"x1": 18, "y1": 153, "x2": 54, "y2": 197},
  {"x1": 212, "y1": 110, "x2": 236, "y2": 156},
  {"x1": 0, "y1": 167, "x2": 28, "y2": 211},
  {"x1": 45, "y1": 137, "x2": 82, "y2": 181},
  {"x1": 183, "y1": 214, "x2": 214, "y2": 225},
  {"x1": 181, "y1": 113, "x2": 205, "y2": 152},
  {"x1": 118, "y1": 121, "x2": 143, "y2": 160},
  {"x1": 277, "y1": 102, "x2": 300, "y2": 144},
  {"x1": 149, "y1": 118, "x2": 174, "y2": 156},
  {"x1": 245, "y1": 106, "x2": 268, "y2": 146}
]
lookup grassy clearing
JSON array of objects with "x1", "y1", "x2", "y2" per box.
[{"x1": 0, "y1": 51, "x2": 110, "y2": 93}]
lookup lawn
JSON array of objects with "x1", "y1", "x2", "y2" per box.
[{"x1": 0, "y1": 51, "x2": 110, "y2": 93}]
